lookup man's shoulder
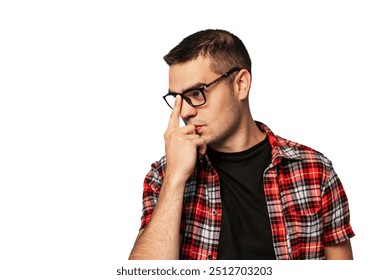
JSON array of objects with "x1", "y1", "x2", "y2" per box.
[
  {"x1": 275, "y1": 134, "x2": 332, "y2": 167},
  {"x1": 257, "y1": 121, "x2": 332, "y2": 166},
  {"x1": 148, "y1": 155, "x2": 168, "y2": 175}
]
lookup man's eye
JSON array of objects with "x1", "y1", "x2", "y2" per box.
[{"x1": 187, "y1": 90, "x2": 203, "y2": 100}]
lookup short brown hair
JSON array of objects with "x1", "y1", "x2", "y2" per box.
[{"x1": 163, "y1": 29, "x2": 251, "y2": 76}]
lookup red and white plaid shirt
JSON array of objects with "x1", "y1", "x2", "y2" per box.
[{"x1": 140, "y1": 122, "x2": 355, "y2": 259}]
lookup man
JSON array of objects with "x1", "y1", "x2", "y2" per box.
[{"x1": 129, "y1": 29, "x2": 354, "y2": 260}]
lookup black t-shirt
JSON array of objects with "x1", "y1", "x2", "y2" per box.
[{"x1": 207, "y1": 137, "x2": 276, "y2": 260}]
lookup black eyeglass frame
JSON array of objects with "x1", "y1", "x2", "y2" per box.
[{"x1": 162, "y1": 67, "x2": 242, "y2": 109}]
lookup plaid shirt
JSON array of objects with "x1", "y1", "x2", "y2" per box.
[{"x1": 140, "y1": 122, "x2": 355, "y2": 260}]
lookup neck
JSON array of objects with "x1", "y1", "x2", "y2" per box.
[{"x1": 210, "y1": 118, "x2": 266, "y2": 153}]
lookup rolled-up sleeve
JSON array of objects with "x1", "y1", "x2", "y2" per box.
[
  {"x1": 321, "y1": 166, "x2": 355, "y2": 245},
  {"x1": 140, "y1": 160, "x2": 164, "y2": 230}
]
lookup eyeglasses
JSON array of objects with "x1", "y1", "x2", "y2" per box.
[{"x1": 162, "y1": 67, "x2": 242, "y2": 109}]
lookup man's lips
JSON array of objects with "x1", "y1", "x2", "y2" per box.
[{"x1": 194, "y1": 125, "x2": 204, "y2": 133}]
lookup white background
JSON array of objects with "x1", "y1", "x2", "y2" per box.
[{"x1": 1, "y1": 0, "x2": 388, "y2": 279}]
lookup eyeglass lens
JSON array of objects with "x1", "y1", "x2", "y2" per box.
[{"x1": 165, "y1": 90, "x2": 205, "y2": 109}]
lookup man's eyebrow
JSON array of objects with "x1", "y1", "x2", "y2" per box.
[{"x1": 168, "y1": 82, "x2": 206, "y2": 95}]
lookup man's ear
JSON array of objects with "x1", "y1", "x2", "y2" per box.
[{"x1": 234, "y1": 69, "x2": 251, "y2": 100}]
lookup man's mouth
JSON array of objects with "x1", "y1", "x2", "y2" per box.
[{"x1": 195, "y1": 125, "x2": 204, "y2": 133}]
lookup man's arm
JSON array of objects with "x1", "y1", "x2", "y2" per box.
[
  {"x1": 129, "y1": 96, "x2": 206, "y2": 260},
  {"x1": 324, "y1": 239, "x2": 353, "y2": 260},
  {"x1": 129, "y1": 177, "x2": 185, "y2": 259}
]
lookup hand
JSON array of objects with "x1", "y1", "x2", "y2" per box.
[{"x1": 164, "y1": 96, "x2": 207, "y2": 184}]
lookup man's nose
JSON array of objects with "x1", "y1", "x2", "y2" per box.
[{"x1": 180, "y1": 99, "x2": 197, "y2": 119}]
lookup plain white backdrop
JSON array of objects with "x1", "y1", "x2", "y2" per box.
[{"x1": 1, "y1": 1, "x2": 388, "y2": 279}]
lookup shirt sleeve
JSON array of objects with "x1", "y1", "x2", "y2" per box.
[
  {"x1": 140, "y1": 161, "x2": 163, "y2": 230},
  {"x1": 321, "y1": 166, "x2": 355, "y2": 245}
]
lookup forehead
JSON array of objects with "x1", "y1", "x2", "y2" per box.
[{"x1": 168, "y1": 56, "x2": 214, "y2": 93}]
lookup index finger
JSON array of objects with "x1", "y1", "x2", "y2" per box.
[{"x1": 167, "y1": 95, "x2": 182, "y2": 129}]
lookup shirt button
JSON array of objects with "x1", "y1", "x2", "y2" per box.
[
  {"x1": 211, "y1": 210, "x2": 218, "y2": 215},
  {"x1": 207, "y1": 255, "x2": 213, "y2": 260}
]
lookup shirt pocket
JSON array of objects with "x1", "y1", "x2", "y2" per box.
[{"x1": 281, "y1": 185, "x2": 324, "y2": 259}]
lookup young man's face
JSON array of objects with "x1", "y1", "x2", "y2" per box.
[{"x1": 168, "y1": 56, "x2": 242, "y2": 151}]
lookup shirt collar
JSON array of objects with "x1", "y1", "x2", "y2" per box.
[
  {"x1": 256, "y1": 122, "x2": 301, "y2": 165},
  {"x1": 200, "y1": 121, "x2": 301, "y2": 168}
]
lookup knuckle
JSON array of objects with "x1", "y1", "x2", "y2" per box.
[
  {"x1": 164, "y1": 131, "x2": 171, "y2": 140},
  {"x1": 164, "y1": 129, "x2": 178, "y2": 141}
]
